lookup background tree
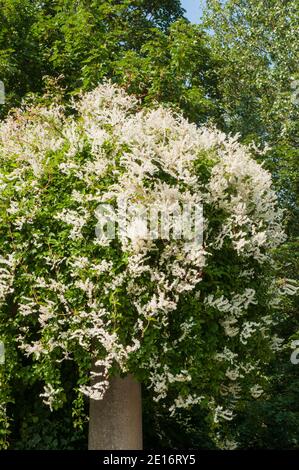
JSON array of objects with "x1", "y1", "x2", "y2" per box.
[
  {"x1": 0, "y1": 1, "x2": 221, "y2": 123},
  {"x1": 203, "y1": 0, "x2": 299, "y2": 448},
  {"x1": 0, "y1": 0, "x2": 183, "y2": 112},
  {"x1": 204, "y1": 0, "x2": 299, "y2": 228}
]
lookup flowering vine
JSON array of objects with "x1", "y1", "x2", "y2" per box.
[{"x1": 0, "y1": 83, "x2": 296, "y2": 447}]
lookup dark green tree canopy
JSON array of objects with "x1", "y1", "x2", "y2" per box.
[{"x1": 0, "y1": 0, "x2": 185, "y2": 112}]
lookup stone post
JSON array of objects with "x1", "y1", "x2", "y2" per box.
[{"x1": 88, "y1": 375, "x2": 143, "y2": 450}]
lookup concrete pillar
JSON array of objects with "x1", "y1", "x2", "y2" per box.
[{"x1": 88, "y1": 375, "x2": 143, "y2": 450}]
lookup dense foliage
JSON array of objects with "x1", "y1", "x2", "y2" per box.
[
  {"x1": 0, "y1": 0, "x2": 298, "y2": 450},
  {"x1": 1, "y1": 82, "x2": 292, "y2": 448},
  {"x1": 203, "y1": 0, "x2": 299, "y2": 448}
]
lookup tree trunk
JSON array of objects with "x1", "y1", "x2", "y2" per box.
[{"x1": 88, "y1": 375, "x2": 143, "y2": 450}]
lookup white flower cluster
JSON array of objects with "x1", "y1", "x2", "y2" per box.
[
  {"x1": 0, "y1": 83, "x2": 290, "y2": 419},
  {"x1": 205, "y1": 289, "x2": 258, "y2": 339},
  {"x1": 0, "y1": 255, "x2": 17, "y2": 307},
  {"x1": 207, "y1": 141, "x2": 287, "y2": 261}
]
